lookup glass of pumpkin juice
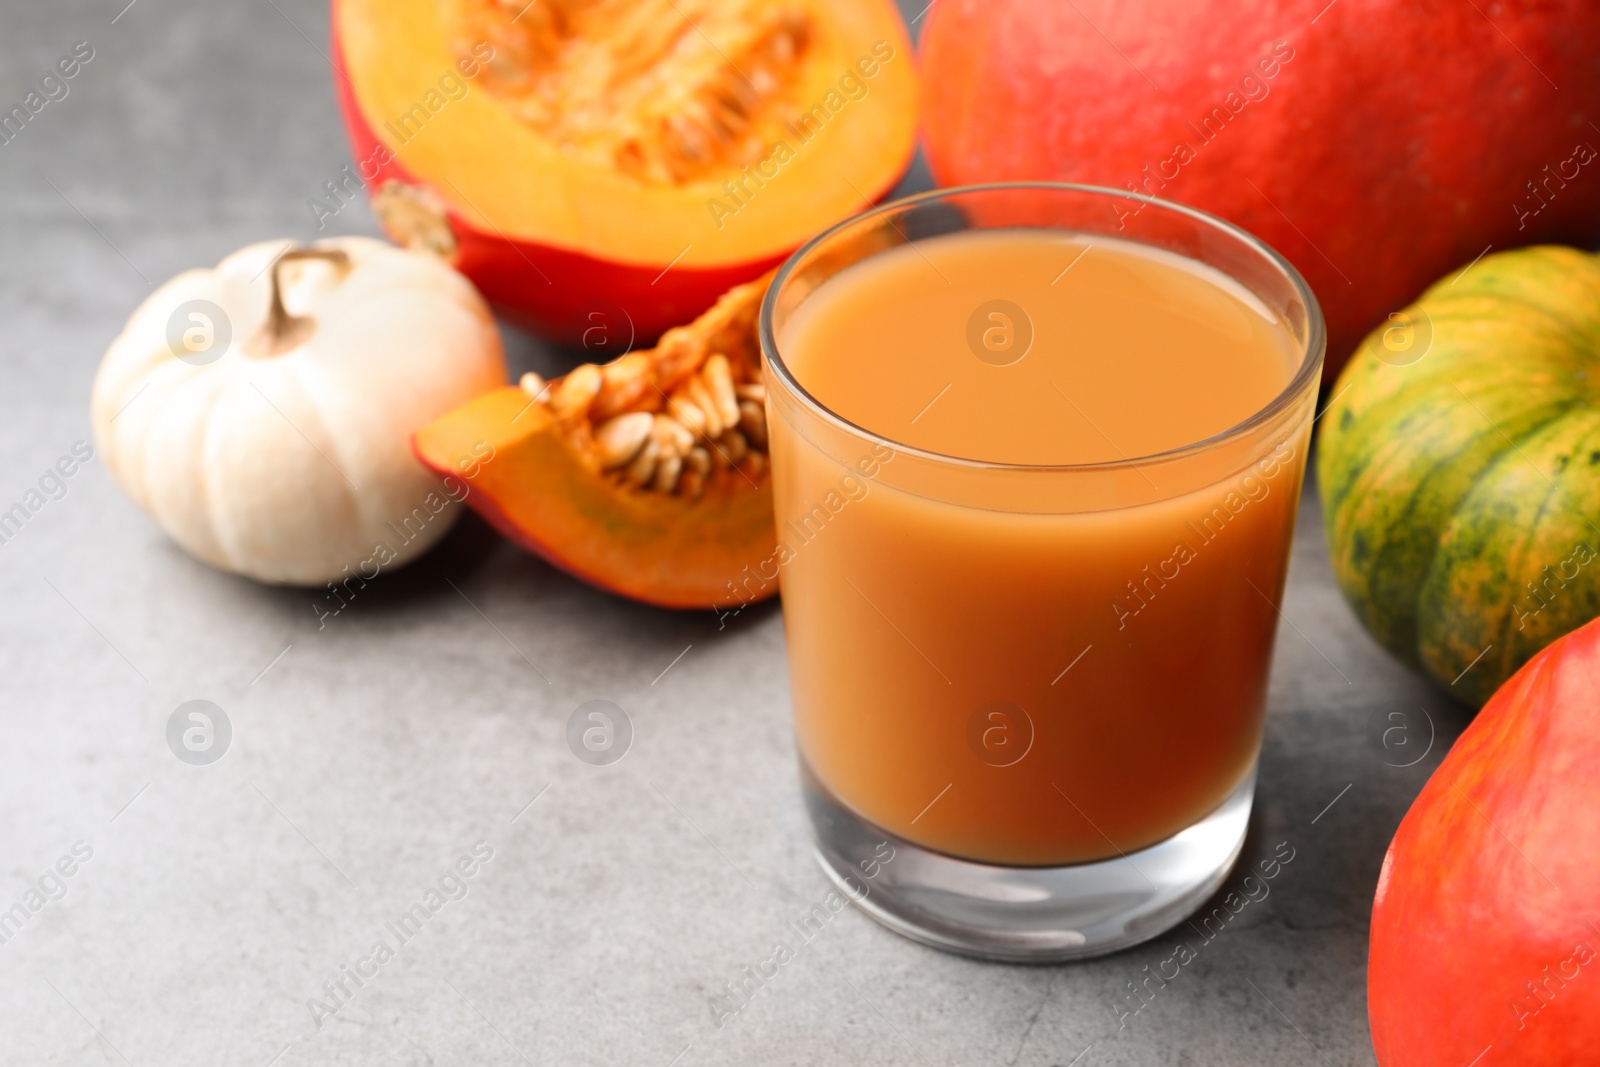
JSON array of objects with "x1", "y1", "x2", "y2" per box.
[{"x1": 757, "y1": 184, "x2": 1324, "y2": 961}]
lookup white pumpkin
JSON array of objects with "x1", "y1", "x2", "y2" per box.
[{"x1": 90, "y1": 237, "x2": 506, "y2": 585}]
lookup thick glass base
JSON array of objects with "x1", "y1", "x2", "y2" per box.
[{"x1": 803, "y1": 760, "x2": 1255, "y2": 962}]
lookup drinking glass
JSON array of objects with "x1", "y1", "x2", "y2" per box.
[{"x1": 757, "y1": 183, "x2": 1325, "y2": 961}]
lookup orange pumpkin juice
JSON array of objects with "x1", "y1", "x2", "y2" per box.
[{"x1": 768, "y1": 229, "x2": 1312, "y2": 866}]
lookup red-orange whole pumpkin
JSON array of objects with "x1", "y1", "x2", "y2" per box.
[
  {"x1": 1368, "y1": 614, "x2": 1600, "y2": 1065},
  {"x1": 919, "y1": 0, "x2": 1600, "y2": 376}
]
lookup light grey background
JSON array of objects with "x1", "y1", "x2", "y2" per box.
[{"x1": 0, "y1": 2, "x2": 1468, "y2": 1064}]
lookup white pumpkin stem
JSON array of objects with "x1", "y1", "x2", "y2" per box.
[{"x1": 253, "y1": 247, "x2": 351, "y2": 357}]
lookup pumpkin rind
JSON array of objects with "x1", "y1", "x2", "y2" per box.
[
  {"x1": 919, "y1": 0, "x2": 1600, "y2": 378},
  {"x1": 1369, "y1": 616, "x2": 1600, "y2": 1064},
  {"x1": 1317, "y1": 245, "x2": 1600, "y2": 705}
]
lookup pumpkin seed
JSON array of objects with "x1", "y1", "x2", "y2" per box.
[
  {"x1": 592, "y1": 354, "x2": 654, "y2": 420},
  {"x1": 519, "y1": 371, "x2": 548, "y2": 399},
  {"x1": 686, "y1": 446, "x2": 711, "y2": 476},
  {"x1": 552, "y1": 363, "x2": 603, "y2": 418},
  {"x1": 653, "y1": 413, "x2": 694, "y2": 458},
  {"x1": 686, "y1": 377, "x2": 724, "y2": 437},
  {"x1": 626, "y1": 436, "x2": 660, "y2": 487},
  {"x1": 667, "y1": 395, "x2": 709, "y2": 437},
  {"x1": 737, "y1": 399, "x2": 767, "y2": 449},
  {"x1": 594, "y1": 411, "x2": 654, "y2": 469},
  {"x1": 653, "y1": 453, "x2": 683, "y2": 494},
  {"x1": 735, "y1": 382, "x2": 766, "y2": 404},
  {"x1": 721, "y1": 428, "x2": 749, "y2": 463},
  {"x1": 703, "y1": 354, "x2": 741, "y2": 428}
]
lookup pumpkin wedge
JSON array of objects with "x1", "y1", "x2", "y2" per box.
[
  {"x1": 414, "y1": 273, "x2": 776, "y2": 608},
  {"x1": 332, "y1": 0, "x2": 918, "y2": 345}
]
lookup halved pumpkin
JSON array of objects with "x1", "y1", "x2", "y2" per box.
[
  {"x1": 332, "y1": 0, "x2": 917, "y2": 344},
  {"x1": 414, "y1": 273, "x2": 776, "y2": 608}
]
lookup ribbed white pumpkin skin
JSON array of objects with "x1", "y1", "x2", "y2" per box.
[{"x1": 90, "y1": 237, "x2": 506, "y2": 584}]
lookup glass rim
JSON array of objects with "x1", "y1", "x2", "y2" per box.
[{"x1": 758, "y1": 180, "x2": 1327, "y2": 474}]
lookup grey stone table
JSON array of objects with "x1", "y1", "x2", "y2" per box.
[{"x1": 0, "y1": 2, "x2": 1468, "y2": 1064}]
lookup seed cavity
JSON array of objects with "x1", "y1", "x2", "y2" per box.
[
  {"x1": 451, "y1": 0, "x2": 815, "y2": 187},
  {"x1": 528, "y1": 270, "x2": 772, "y2": 497},
  {"x1": 608, "y1": 354, "x2": 766, "y2": 494}
]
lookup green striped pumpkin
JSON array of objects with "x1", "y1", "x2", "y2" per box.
[{"x1": 1317, "y1": 245, "x2": 1600, "y2": 707}]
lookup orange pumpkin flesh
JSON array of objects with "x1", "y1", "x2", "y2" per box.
[
  {"x1": 413, "y1": 275, "x2": 777, "y2": 609},
  {"x1": 332, "y1": 0, "x2": 917, "y2": 344}
]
